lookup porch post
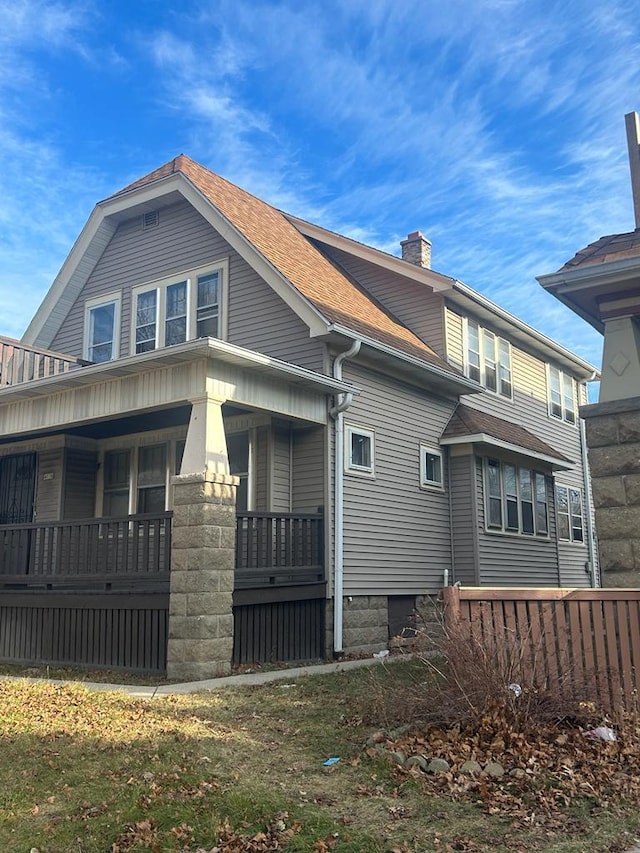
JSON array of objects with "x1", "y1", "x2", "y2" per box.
[{"x1": 167, "y1": 395, "x2": 238, "y2": 681}]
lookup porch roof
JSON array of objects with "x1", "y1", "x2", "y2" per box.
[{"x1": 0, "y1": 339, "x2": 356, "y2": 441}]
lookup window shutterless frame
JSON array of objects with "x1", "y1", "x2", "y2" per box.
[
  {"x1": 83, "y1": 292, "x2": 122, "y2": 362},
  {"x1": 463, "y1": 318, "x2": 513, "y2": 399},
  {"x1": 555, "y1": 483, "x2": 584, "y2": 542},
  {"x1": 344, "y1": 425, "x2": 375, "y2": 475},
  {"x1": 420, "y1": 445, "x2": 444, "y2": 488},
  {"x1": 547, "y1": 365, "x2": 577, "y2": 425},
  {"x1": 484, "y1": 458, "x2": 549, "y2": 537},
  {"x1": 130, "y1": 260, "x2": 228, "y2": 354}
]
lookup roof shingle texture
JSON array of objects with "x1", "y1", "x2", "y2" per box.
[
  {"x1": 111, "y1": 155, "x2": 458, "y2": 374},
  {"x1": 442, "y1": 404, "x2": 572, "y2": 463},
  {"x1": 560, "y1": 229, "x2": 640, "y2": 270}
]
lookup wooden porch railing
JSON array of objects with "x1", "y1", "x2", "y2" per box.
[
  {"x1": 235, "y1": 512, "x2": 324, "y2": 589},
  {"x1": 0, "y1": 335, "x2": 89, "y2": 387},
  {"x1": 0, "y1": 512, "x2": 172, "y2": 589}
]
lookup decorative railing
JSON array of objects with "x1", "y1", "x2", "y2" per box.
[
  {"x1": 0, "y1": 335, "x2": 89, "y2": 388},
  {"x1": 0, "y1": 512, "x2": 172, "y2": 589},
  {"x1": 235, "y1": 512, "x2": 324, "y2": 589}
]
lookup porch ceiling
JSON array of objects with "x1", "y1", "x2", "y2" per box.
[{"x1": 0, "y1": 339, "x2": 355, "y2": 441}]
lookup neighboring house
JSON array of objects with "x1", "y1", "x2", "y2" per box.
[
  {"x1": 538, "y1": 111, "x2": 640, "y2": 587},
  {"x1": 0, "y1": 155, "x2": 598, "y2": 679}
]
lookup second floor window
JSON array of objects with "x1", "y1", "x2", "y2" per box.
[
  {"x1": 548, "y1": 366, "x2": 576, "y2": 424},
  {"x1": 85, "y1": 294, "x2": 121, "y2": 362},
  {"x1": 132, "y1": 263, "x2": 225, "y2": 354},
  {"x1": 465, "y1": 319, "x2": 512, "y2": 398}
]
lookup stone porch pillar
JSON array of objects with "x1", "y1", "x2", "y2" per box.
[{"x1": 166, "y1": 395, "x2": 238, "y2": 681}]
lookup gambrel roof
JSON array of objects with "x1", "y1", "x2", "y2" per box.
[{"x1": 108, "y1": 155, "x2": 458, "y2": 375}]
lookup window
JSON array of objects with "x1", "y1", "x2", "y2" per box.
[
  {"x1": 132, "y1": 263, "x2": 226, "y2": 354},
  {"x1": 84, "y1": 294, "x2": 121, "y2": 362},
  {"x1": 227, "y1": 431, "x2": 251, "y2": 512},
  {"x1": 345, "y1": 426, "x2": 374, "y2": 475},
  {"x1": 137, "y1": 444, "x2": 167, "y2": 513},
  {"x1": 556, "y1": 484, "x2": 584, "y2": 542},
  {"x1": 103, "y1": 450, "x2": 131, "y2": 516},
  {"x1": 465, "y1": 319, "x2": 512, "y2": 397},
  {"x1": 548, "y1": 366, "x2": 576, "y2": 424},
  {"x1": 420, "y1": 445, "x2": 443, "y2": 488},
  {"x1": 101, "y1": 440, "x2": 185, "y2": 516},
  {"x1": 485, "y1": 458, "x2": 548, "y2": 536}
]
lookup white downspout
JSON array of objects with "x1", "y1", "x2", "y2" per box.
[
  {"x1": 329, "y1": 339, "x2": 361, "y2": 656},
  {"x1": 579, "y1": 378, "x2": 598, "y2": 587}
]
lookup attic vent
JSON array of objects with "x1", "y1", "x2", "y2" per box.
[{"x1": 142, "y1": 210, "x2": 159, "y2": 230}]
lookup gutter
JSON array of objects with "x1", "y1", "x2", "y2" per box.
[
  {"x1": 329, "y1": 338, "x2": 362, "y2": 655},
  {"x1": 579, "y1": 378, "x2": 599, "y2": 587}
]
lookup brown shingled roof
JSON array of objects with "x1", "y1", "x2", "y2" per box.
[
  {"x1": 560, "y1": 229, "x2": 640, "y2": 270},
  {"x1": 441, "y1": 404, "x2": 572, "y2": 464},
  {"x1": 110, "y1": 155, "x2": 459, "y2": 374}
]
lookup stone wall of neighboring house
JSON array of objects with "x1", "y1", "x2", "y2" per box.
[{"x1": 581, "y1": 396, "x2": 640, "y2": 586}]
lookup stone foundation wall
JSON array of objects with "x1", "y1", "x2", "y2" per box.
[
  {"x1": 340, "y1": 595, "x2": 389, "y2": 655},
  {"x1": 582, "y1": 397, "x2": 640, "y2": 586}
]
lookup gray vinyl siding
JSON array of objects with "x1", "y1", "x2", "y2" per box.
[
  {"x1": 340, "y1": 362, "x2": 457, "y2": 596},
  {"x1": 291, "y1": 426, "x2": 325, "y2": 513},
  {"x1": 449, "y1": 453, "x2": 478, "y2": 585},
  {"x1": 34, "y1": 449, "x2": 63, "y2": 521},
  {"x1": 253, "y1": 426, "x2": 269, "y2": 511},
  {"x1": 51, "y1": 199, "x2": 324, "y2": 371},
  {"x1": 475, "y1": 458, "x2": 561, "y2": 587},
  {"x1": 271, "y1": 424, "x2": 291, "y2": 512},
  {"x1": 557, "y1": 542, "x2": 591, "y2": 587},
  {"x1": 315, "y1": 242, "x2": 446, "y2": 354},
  {"x1": 62, "y1": 448, "x2": 97, "y2": 520}
]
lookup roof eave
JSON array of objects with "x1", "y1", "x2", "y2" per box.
[{"x1": 324, "y1": 323, "x2": 481, "y2": 396}]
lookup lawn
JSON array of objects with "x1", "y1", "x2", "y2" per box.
[{"x1": 1, "y1": 659, "x2": 639, "y2": 852}]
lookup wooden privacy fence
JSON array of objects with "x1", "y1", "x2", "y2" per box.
[{"x1": 442, "y1": 586, "x2": 640, "y2": 714}]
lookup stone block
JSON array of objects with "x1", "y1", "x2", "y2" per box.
[
  {"x1": 598, "y1": 538, "x2": 635, "y2": 571},
  {"x1": 619, "y1": 411, "x2": 640, "y2": 443},
  {"x1": 589, "y1": 445, "x2": 640, "y2": 477},
  {"x1": 595, "y1": 506, "x2": 640, "y2": 540},
  {"x1": 171, "y1": 525, "x2": 222, "y2": 550},
  {"x1": 625, "y1": 475, "x2": 640, "y2": 506},
  {"x1": 186, "y1": 502, "x2": 236, "y2": 528},
  {"x1": 186, "y1": 592, "x2": 232, "y2": 617},
  {"x1": 591, "y1": 475, "x2": 626, "y2": 508},
  {"x1": 585, "y1": 415, "x2": 619, "y2": 448},
  {"x1": 343, "y1": 608, "x2": 388, "y2": 630},
  {"x1": 169, "y1": 594, "x2": 187, "y2": 617},
  {"x1": 600, "y1": 566, "x2": 640, "y2": 588},
  {"x1": 184, "y1": 547, "x2": 234, "y2": 573},
  {"x1": 216, "y1": 613, "x2": 234, "y2": 638},
  {"x1": 166, "y1": 659, "x2": 231, "y2": 681},
  {"x1": 170, "y1": 569, "x2": 226, "y2": 594}
]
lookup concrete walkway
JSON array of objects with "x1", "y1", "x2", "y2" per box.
[{"x1": 4, "y1": 655, "x2": 394, "y2": 698}]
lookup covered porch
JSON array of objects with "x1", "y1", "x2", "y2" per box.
[{"x1": 0, "y1": 338, "x2": 350, "y2": 676}]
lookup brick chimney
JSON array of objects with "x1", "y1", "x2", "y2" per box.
[{"x1": 400, "y1": 231, "x2": 431, "y2": 268}]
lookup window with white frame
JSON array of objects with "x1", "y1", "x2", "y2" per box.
[
  {"x1": 555, "y1": 484, "x2": 584, "y2": 542},
  {"x1": 420, "y1": 445, "x2": 443, "y2": 488},
  {"x1": 548, "y1": 366, "x2": 576, "y2": 424},
  {"x1": 132, "y1": 263, "x2": 226, "y2": 354},
  {"x1": 345, "y1": 425, "x2": 374, "y2": 475},
  {"x1": 485, "y1": 458, "x2": 548, "y2": 536},
  {"x1": 465, "y1": 319, "x2": 512, "y2": 398},
  {"x1": 84, "y1": 294, "x2": 121, "y2": 362}
]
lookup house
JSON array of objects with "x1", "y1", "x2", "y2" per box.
[
  {"x1": 0, "y1": 155, "x2": 598, "y2": 680},
  {"x1": 538, "y1": 111, "x2": 640, "y2": 587}
]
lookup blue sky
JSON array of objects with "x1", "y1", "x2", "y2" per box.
[{"x1": 2, "y1": 0, "x2": 640, "y2": 370}]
